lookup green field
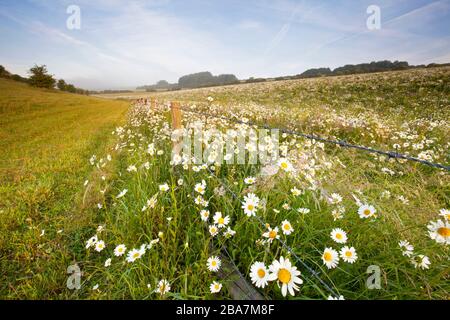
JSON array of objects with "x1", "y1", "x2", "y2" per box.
[
  {"x1": 1, "y1": 68, "x2": 449, "y2": 300},
  {"x1": 0, "y1": 78, "x2": 128, "y2": 298}
]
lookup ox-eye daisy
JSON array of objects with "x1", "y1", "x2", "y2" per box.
[
  {"x1": 209, "y1": 225, "x2": 219, "y2": 237},
  {"x1": 322, "y1": 248, "x2": 339, "y2": 269},
  {"x1": 194, "y1": 180, "x2": 206, "y2": 194},
  {"x1": 427, "y1": 219, "x2": 450, "y2": 245},
  {"x1": 200, "y1": 209, "x2": 210, "y2": 222},
  {"x1": 439, "y1": 209, "x2": 450, "y2": 220},
  {"x1": 281, "y1": 220, "x2": 294, "y2": 235},
  {"x1": 339, "y1": 246, "x2": 357, "y2": 263},
  {"x1": 291, "y1": 187, "x2": 302, "y2": 196},
  {"x1": 411, "y1": 255, "x2": 431, "y2": 270},
  {"x1": 358, "y1": 204, "x2": 376, "y2": 219},
  {"x1": 250, "y1": 262, "x2": 270, "y2": 288},
  {"x1": 95, "y1": 240, "x2": 106, "y2": 252},
  {"x1": 210, "y1": 281, "x2": 222, "y2": 293},
  {"x1": 278, "y1": 158, "x2": 293, "y2": 172},
  {"x1": 207, "y1": 256, "x2": 221, "y2": 272},
  {"x1": 398, "y1": 240, "x2": 414, "y2": 257},
  {"x1": 213, "y1": 212, "x2": 230, "y2": 228},
  {"x1": 330, "y1": 228, "x2": 347, "y2": 244},
  {"x1": 242, "y1": 193, "x2": 260, "y2": 217},
  {"x1": 156, "y1": 279, "x2": 170, "y2": 295},
  {"x1": 159, "y1": 183, "x2": 169, "y2": 192},
  {"x1": 114, "y1": 244, "x2": 127, "y2": 257},
  {"x1": 268, "y1": 256, "x2": 303, "y2": 297},
  {"x1": 126, "y1": 247, "x2": 145, "y2": 263},
  {"x1": 244, "y1": 177, "x2": 256, "y2": 185},
  {"x1": 86, "y1": 235, "x2": 98, "y2": 249},
  {"x1": 263, "y1": 226, "x2": 280, "y2": 243}
]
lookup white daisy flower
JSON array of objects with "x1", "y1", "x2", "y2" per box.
[
  {"x1": 328, "y1": 295, "x2": 345, "y2": 300},
  {"x1": 339, "y1": 246, "x2": 357, "y2": 263},
  {"x1": 439, "y1": 209, "x2": 450, "y2": 220},
  {"x1": 114, "y1": 244, "x2": 127, "y2": 257},
  {"x1": 213, "y1": 212, "x2": 230, "y2": 228},
  {"x1": 86, "y1": 235, "x2": 98, "y2": 249},
  {"x1": 207, "y1": 256, "x2": 221, "y2": 272},
  {"x1": 156, "y1": 279, "x2": 171, "y2": 295},
  {"x1": 358, "y1": 204, "x2": 376, "y2": 219},
  {"x1": 268, "y1": 256, "x2": 303, "y2": 297},
  {"x1": 329, "y1": 193, "x2": 343, "y2": 204},
  {"x1": 94, "y1": 240, "x2": 106, "y2": 252},
  {"x1": 200, "y1": 209, "x2": 210, "y2": 222},
  {"x1": 427, "y1": 219, "x2": 450, "y2": 245},
  {"x1": 322, "y1": 247, "x2": 339, "y2": 269},
  {"x1": 297, "y1": 208, "x2": 310, "y2": 214},
  {"x1": 250, "y1": 262, "x2": 270, "y2": 288},
  {"x1": 224, "y1": 227, "x2": 236, "y2": 238},
  {"x1": 126, "y1": 247, "x2": 145, "y2": 263},
  {"x1": 117, "y1": 189, "x2": 128, "y2": 198},
  {"x1": 277, "y1": 158, "x2": 293, "y2": 172},
  {"x1": 209, "y1": 225, "x2": 219, "y2": 237},
  {"x1": 262, "y1": 226, "x2": 280, "y2": 243},
  {"x1": 241, "y1": 193, "x2": 260, "y2": 217},
  {"x1": 210, "y1": 281, "x2": 222, "y2": 293},
  {"x1": 281, "y1": 220, "x2": 294, "y2": 235},
  {"x1": 291, "y1": 187, "x2": 302, "y2": 196},
  {"x1": 330, "y1": 228, "x2": 347, "y2": 244},
  {"x1": 411, "y1": 255, "x2": 431, "y2": 270},
  {"x1": 159, "y1": 183, "x2": 169, "y2": 192},
  {"x1": 244, "y1": 176, "x2": 256, "y2": 185},
  {"x1": 194, "y1": 180, "x2": 206, "y2": 194},
  {"x1": 398, "y1": 240, "x2": 414, "y2": 257}
]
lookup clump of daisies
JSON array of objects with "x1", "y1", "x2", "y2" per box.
[{"x1": 249, "y1": 256, "x2": 302, "y2": 297}]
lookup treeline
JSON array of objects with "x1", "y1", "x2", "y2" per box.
[
  {"x1": 0, "y1": 64, "x2": 89, "y2": 95},
  {"x1": 271, "y1": 60, "x2": 450, "y2": 81},
  {"x1": 137, "y1": 71, "x2": 239, "y2": 91}
]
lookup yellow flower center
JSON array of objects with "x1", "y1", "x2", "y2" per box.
[
  {"x1": 218, "y1": 217, "x2": 225, "y2": 224},
  {"x1": 278, "y1": 268, "x2": 291, "y2": 284},
  {"x1": 324, "y1": 252, "x2": 332, "y2": 262},
  {"x1": 211, "y1": 261, "x2": 217, "y2": 266},
  {"x1": 257, "y1": 268, "x2": 266, "y2": 278},
  {"x1": 281, "y1": 162, "x2": 288, "y2": 169},
  {"x1": 336, "y1": 233, "x2": 343, "y2": 239},
  {"x1": 345, "y1": 251, "x2": 352, "y2": 257},
  {"x1": 437, "y1": 227, "x2": 450, "y2": 237},
  {"x1": 283, "y1": 224, "x2": 290, "y2": 231},
  {"x1": 269, "y1": 230, "x2": 277, "y2": 239},
  {"x1": 247, "y1": 204, "x2": 254, "y2": 211},
  {"x1": 364, "y1": 209, "x2": 371, "y2": 216},
  {"x1": 133, "y1": 252, "x2": 140, "y2": 259}
]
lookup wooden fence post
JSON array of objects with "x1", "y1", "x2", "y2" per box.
[
  {"x1": 170, "y1": 101, "x2": 183, "y2": 154},
  {"x1": 150, "y1": 97, "x2": 156, "y2": 110},
  {"x1": 170, "y1": 101, "x2": 182, "y2": 130}
]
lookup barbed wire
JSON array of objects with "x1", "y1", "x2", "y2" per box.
[
  {"x1": 169, "y1": 104, "x2": 450, "y2": 171},
  {"x1": 206, "y1": 165, "x2": 341, "y2": 299}
]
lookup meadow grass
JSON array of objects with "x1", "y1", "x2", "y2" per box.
[
  {"x1": 1, "y1": 67, "x2": 449, "y2": 300},
  {"x1": 0, "y1": 79, "x2": 129, "y2": 298},
  {"x1": 80, "y1": 68, "x2": 448, "y2": 300}
]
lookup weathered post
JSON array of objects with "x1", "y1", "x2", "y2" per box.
[{"x1": 170, "y1": 101, "x2": 183, "y2": 155}]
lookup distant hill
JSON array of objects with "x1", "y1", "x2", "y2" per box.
[{"x1": 134, "y1": 60, "x2": 450, "y2": 92}]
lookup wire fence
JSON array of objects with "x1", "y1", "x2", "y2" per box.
[
  {"x1": 169, "y1": 104, "x2": 450, "y2": 172},
  {"x1": 141, "y1": 99, "x2": 447, "y2": 299}
]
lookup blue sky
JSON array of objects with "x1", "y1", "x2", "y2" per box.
[{"x1": 0, "y1": 0, "x2": 449, "y2": 90}]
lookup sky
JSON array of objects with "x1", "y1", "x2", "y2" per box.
[{"x1": 0, "y1": 0, "x2": 449, "y2": 90}]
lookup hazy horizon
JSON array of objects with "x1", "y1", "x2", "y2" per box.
[{"x1": 1, "y1": 0, "x2": 449, "y2": 90}]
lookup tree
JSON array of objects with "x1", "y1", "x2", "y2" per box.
[
  {"x1": 0, "y1": 65, "x2": 6, "y2": 77},
  {"x1": 28, "y1": 65, "x2": 56, "y2": 89},
  {"x1": 57, "y1": 79, "x2": 67, "y2": 91}
]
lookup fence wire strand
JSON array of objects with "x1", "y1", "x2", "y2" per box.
[{"x1": 170, "y1": 104, "x2": 450, "y2": 171}]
